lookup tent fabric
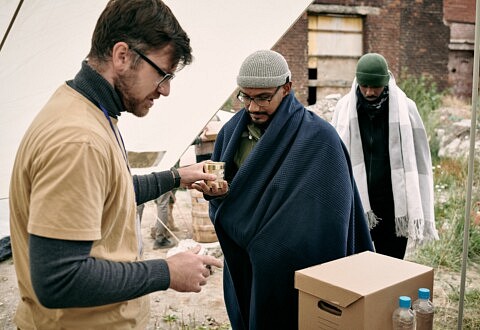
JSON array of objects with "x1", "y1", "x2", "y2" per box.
[{"x1": 0, "y1": 0, "x2": 313, "y2": 199}]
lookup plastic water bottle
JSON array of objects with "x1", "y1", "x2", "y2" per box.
[
  {"x1": 412, "y1": 288, "x2": 435, "y2": 330},
  {"x1": 392, "y1": 296, "x2": 415, "y2": 330}
]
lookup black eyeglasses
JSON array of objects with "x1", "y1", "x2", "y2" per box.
[
  {"x1": 131, "y1": 48, "x2": 175, "y2": 88},
  {"x1": 236, "y1": 85, "x2": 282, "y2": 107}
]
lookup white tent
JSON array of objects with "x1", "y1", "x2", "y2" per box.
[{"x1": 0, "y1": 0, "x2": 313, "y2": 236}]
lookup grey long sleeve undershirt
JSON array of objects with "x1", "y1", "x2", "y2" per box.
[
  {"x1": 133, "y1": 170, "x2": 176, "y2": 205},
  {"x1": 29, "y1": 170, "x2": 177, "y2": 308},
  {"x1": 30, "y1": 235, "x2": 170, "y2": 308}
]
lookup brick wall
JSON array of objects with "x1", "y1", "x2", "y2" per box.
[
  {"x1": 273, "y1": 12, "x2": 309, "y2": 105},
  {"x1": 229, "y1": 0, "x2": 460, "y2": 109},
  {"x1": 310, "y1": 0, "x2": 450, "y2": 91},
  {"x1": 364, "y1": 1, "x2": 402, "y2": 75},
  {"x1": 444, "y1": 0, "x2": 475, "y2": 23},
  {"x1": 444, "y1": 0, "x2": 475, "y2": 99},
  {"x1": 226, "y1": 13, "x2": 308, "y2": 111},
  {"x1": 398, "y1": 0, "x2": 450, "y2": 90},
  {"x1": 448, "y1": 50, "x2": 474, "y2": 98}
]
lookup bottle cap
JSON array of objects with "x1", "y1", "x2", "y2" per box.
[
  {"x1": 418, "y1": 288, "x2": 430, "y2": 300},
  {"x1": 399, "y1": 296, "x2": 411, "y2": 308}
]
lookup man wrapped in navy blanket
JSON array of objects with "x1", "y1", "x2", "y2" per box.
[{"x1": 192, "y1": 50, "x2": 374, "y2": 329}]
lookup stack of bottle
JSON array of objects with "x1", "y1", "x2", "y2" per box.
[{"x1": 392, "y1": 288, "x2": 434, "y2": 330}]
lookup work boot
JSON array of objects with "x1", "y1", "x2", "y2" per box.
[{"x1": 153, "y1": 237, "x2": 176, "y2": 250}]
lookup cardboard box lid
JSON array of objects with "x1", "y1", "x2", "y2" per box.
[
  {"x1": 203, "y1": 121, "x2": 223, "y2": 141},
  {"x1": 295, "y1": 251, "x2": 433, "y2": 308}
]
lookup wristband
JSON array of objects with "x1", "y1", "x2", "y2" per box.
[{"x1": 170, "y1": 167, "x2": 181, "y2": 188}]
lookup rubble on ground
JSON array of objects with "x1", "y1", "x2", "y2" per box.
[{"x1": 306, "y1": 93, "x2": 341, "y2": 122}]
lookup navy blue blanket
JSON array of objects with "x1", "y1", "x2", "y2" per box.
[{"x1": 209, "y1": 93, "x2": 373, "y2": 329}]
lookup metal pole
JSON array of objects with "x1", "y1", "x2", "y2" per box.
[{"x1": 457, "y1": 0, "x2": 480, "y2": 328}]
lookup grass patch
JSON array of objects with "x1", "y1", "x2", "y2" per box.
[
  {"x1": 413, "y1": 157, "x2": 480, "y2": 268},
  {"x1": 410, "y1": 156, "x2": 480, "y2": 328},
  {"x1": 397, "y1": 70, "x2": 444, "y2": 121},
  {"x1": 433, "y1": 285, "x2": 480, "y2": 330},
  {"x1": 398, "y1": 70, "x2": 444, "y2": 162},
  {"x1": 394, "y1": 78, "x2": 480, "y2": 328}
]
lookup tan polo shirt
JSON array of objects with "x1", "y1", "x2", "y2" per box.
[{"x1": 9, "y1": 84, "x2": 148, "y2": 329}]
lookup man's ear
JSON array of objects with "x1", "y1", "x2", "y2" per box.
[
  {"x1": 283, "y1": 81, "x2": 293, "y2": 95},
  {"x1": 111, "y1": 42, "x2": 131, "y2": 72}
]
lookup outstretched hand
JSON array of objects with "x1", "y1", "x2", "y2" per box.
[
  {"x1": 166, "y1": 245, "x2": 223, "y2": 292},
  {"x1": 177, "y1": 162, "x2": 216, "y2": 188},
  {"x1": 191, "y1": 179, "x2": 229, "y2": 197}
]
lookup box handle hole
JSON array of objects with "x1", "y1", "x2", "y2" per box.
[{"x1": 317, "y1": 300, "x2": 342, "y2": 316}]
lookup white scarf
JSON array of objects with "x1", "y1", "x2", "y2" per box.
[{"x1": 332, "y1": 75, "x2": 439, "y2": 243}]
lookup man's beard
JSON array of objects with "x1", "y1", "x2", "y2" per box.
[
  {"x1": 247, "y1": 109, "x2": 273, "y2": 129},
  {"x1": 357, "y1": 86, "x2": 389, "y2": 111},
  {"x1": 115, "y1": 71, "x2": 150, "y2": 118}
]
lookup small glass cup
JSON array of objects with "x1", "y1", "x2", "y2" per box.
[{"x1": 203, "y1": 161, "x2": 225, "y2": 188}]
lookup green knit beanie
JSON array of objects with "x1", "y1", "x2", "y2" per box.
[{"x1": 356, "y1": 53, "x2": 389, "y2": 87}]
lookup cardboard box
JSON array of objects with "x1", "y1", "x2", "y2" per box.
[
  {"x1": 294, "y1": 251, "x2": 433, "y2": 330},
  {"x1": 203, "y1": 121, "x2": 223, "y2": 141}
]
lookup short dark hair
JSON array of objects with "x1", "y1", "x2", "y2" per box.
[{"x1": 88, "y1": 0, "x2": 192, "y2": 68}]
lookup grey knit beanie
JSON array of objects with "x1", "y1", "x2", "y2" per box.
[
  {"x1": 356, "y1": 53, "x2": 390, "y2": 87},
  {"x1": 237, "y1": 50, "x2": 291, "y2": 88}
]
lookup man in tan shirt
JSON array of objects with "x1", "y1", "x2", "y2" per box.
[{"x1": 9, "y1": 1, "x2": 222, "y2": 328}]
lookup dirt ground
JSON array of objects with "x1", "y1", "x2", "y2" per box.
[
  {"x1": 0, "y1": 189, "x2": 229, "y2": 330},
  {"x1": 1, "y1": 176, "x2": 479, "y2": 329}
]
